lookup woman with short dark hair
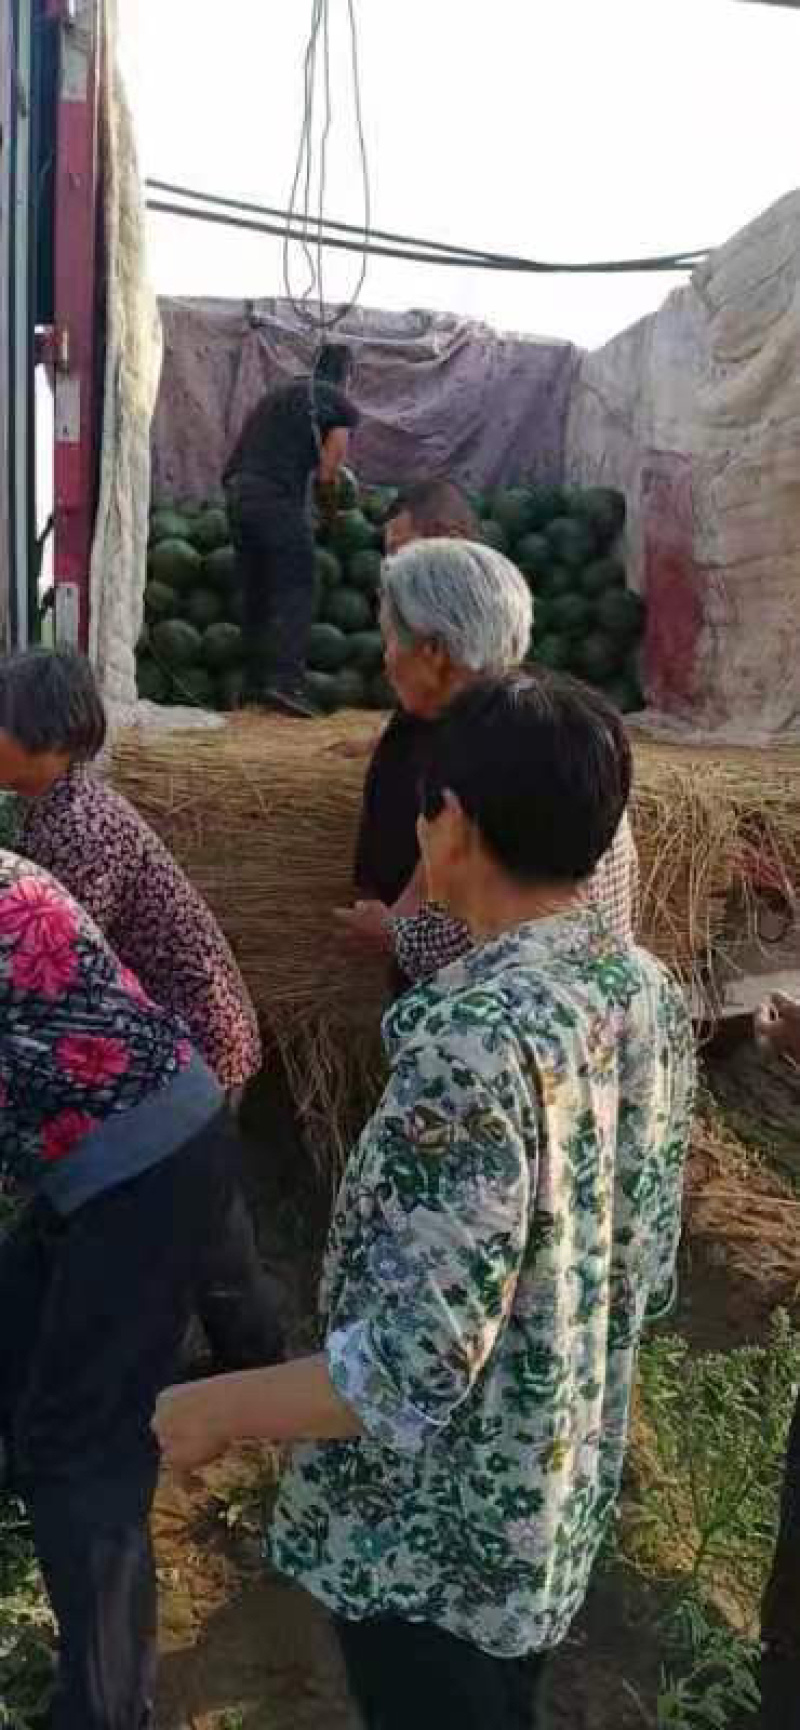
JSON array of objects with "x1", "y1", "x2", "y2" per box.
[
  {"x1": 0, "y1": 647, "x2": 261, "y2": 1092},
  {"x1": 153, "y1": 669, "x2": 694, "y2": 1730}
]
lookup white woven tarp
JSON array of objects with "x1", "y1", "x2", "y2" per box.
[
  {"x1": 566, "y1": 191, "x2": 800, "y2": 741},
  {"x1": 88, "y1": 0, "x2": 162, "y2": 721}
]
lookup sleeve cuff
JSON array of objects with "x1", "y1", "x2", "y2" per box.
[{"x1": 327, "y1": 1321, "x2": 445, "y2": 1456}]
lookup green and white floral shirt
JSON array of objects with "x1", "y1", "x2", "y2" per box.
[{"x1": 271, "y1": 911, "x2": 694, "y2": 1657}]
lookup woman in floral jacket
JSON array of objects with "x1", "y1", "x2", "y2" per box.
[
  {"x1": 0, "y1": 647, "x2": 261, "y2": 1092},
  {"x1": 155, "y1": 670, "x2": 694, "y2": 1730}
]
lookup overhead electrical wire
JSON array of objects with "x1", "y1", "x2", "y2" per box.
[
  {"x1": 146, "y1": 180, "x2": 709, "y2": 277},
  {"x1": 281, "y1": 0, "x2": 372, "y2": 336}
]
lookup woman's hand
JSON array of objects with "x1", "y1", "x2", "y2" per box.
[
  {"x1": 152, "y1": 1380, "x2": 233, "y2": 1473},
  {"x1": 754, "y1": 992, "x2": 800, "y2": 1065},
  {"x1": 335, "y1": 900, "x2": 394, "y2": 951}
]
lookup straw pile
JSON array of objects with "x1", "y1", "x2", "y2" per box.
[
  {"x1": 110, "y1": 713, "x2": 800, "y2": 1162},
  {"x1": 685, "y1": 1111, "x2": 800, "y2": 1318},
  {"x1": 112, "y1": 712, "x2": 389, "y2": 1162}
]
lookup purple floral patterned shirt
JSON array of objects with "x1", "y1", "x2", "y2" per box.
[{"x1": 18, "y1": 768, "x2": 262, "y2": 1090}]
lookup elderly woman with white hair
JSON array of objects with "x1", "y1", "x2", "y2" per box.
[{"x1": 346, "y1": 537, "x2": 638, "y2": 982}]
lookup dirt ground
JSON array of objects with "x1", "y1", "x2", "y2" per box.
[{"x1": 150, "y1": 1032, "x2": 800, "y2": 1730}]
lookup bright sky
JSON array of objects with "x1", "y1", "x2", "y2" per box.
[{"x1": 118, "y1": 0, "x2": 800, "y2": 350}]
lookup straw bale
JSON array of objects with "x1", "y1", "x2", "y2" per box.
[
  {"x1": 684, "y1": 1113, "x2": 800, "y2": 1313},
  {"x1": 110, "y1": 713, "x2": 800, "y2": 1163}
]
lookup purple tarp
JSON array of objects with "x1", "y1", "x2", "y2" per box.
[{"x1": 150, "y1": 297, "x2": 580, "y2": 503}]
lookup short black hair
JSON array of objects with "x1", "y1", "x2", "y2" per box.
[
  {"x1": 0, "y1": 647, "x2": 107, "y2": 761},
  {"x1": 313, "y1": 344, "x2": 354, "y2": 389},
  {"x1": 422, "y1": 670, "x2": 632, "y2": 884},
  {"x1": 384, "y1": 480, "x2": 480, "y2": 541}
]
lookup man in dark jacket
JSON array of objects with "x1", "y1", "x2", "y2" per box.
[{"x1": 224, "y1": 344, "x2": 359, "y2": 717}]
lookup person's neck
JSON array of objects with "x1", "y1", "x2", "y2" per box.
[
  {"x1": 19, "y1": 755, "x2": 75, "y2": 799},
  {"x1": 463, "y1": 877, "x2": 582, "y2": 944}
]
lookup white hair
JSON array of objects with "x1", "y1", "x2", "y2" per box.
[{"x1": 381, "y1": 538, "x2": 533, "y2": 673}]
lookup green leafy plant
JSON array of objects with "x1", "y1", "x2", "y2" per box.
[
  {"x1": 656, "y1": 1599, "x2": 760, "y2": 1728},
  {"x1": 0, "y1": 1496, "x2": 55, "y2": 1727},
  {"x1": 629, "y1": 1314, "x2": 800, "y2": 1606}
]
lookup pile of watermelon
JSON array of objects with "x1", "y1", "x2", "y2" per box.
[
  {"x1": 138, "y1": 475, "x2": 645, "y2": 714},
  {"x1": 474, "y1": 482, "x2": 644, "y2": 713}
]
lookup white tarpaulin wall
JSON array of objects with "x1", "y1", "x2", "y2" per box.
[
  {"x1": 88, "y1": 0, "x2": 162, "y2": 721},
  {"x1": 566, "y1": 190, "x2": 800, "y2": 742}
]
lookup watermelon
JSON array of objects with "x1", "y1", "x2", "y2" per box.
[
  {"x1": 549, "y1": 593, "x2": 592, "y2": 638},
  {"x1": 601, "y1": 675, "x2": 642, "y2": 715},
  {"x1": 202, "y1": 622, "x2": 244, "y2": 673},
  {"x1": 151, "y1": 619, "x2": 202, "y2": 670},
  {"x1": 308, "y1": 622, "x2": 350, "y2": 672},
  {"x1": 347, "y1": 550, "x2": 382, "y2": 594},
  {"x1": 539, "y1": 566, "x2": 574, "y2": 600},
  {"x1": 332, "y1": 510, "x2": 376, "y2": 557},
  {"x1": 369, "y1": 672, "x2": 395, "y2": 710},
  {"x1": 332, "y1": 668, "x2": 366, "y2": 709},
  {"x1": 526, "y1": 486, "x2": 567, "y2": 530},
  {"x1": 149, "y1": 509, "x2": 191, "y2": 545},
  {"x1": 361, "y1": 484, "x2": 399, "y2": 524},
  {"x1": 305, "y1": 669, "x2": 338, "y2": 713},
  {"x1": 184, "y1": 587, "x2": 224, "y2": 630},
  {"x1": 531, "y1": 597, "x2": 553, "y2": 637},
  {"x1": 215, "y1": 667, "x2": 247, "y2": 711},
  {"x1": 178, "y1": 499, "x2": 204, "y2": 520},
  {"x1": 580, "y1": 558, "x2": 626, "y2": 600},
  {"x1": 545, "y1": 517, "x2": 596, "y2": 570},
  {"x1": 315, "y1": 547, "x2": 343, "y2": 589},
  {"x1": 136, "y1": 625, "x2": 150, "y2": 657},
  {"x1": 148, "y1": 538, "x2": 201, "y2": 592},
  {"x1": 324, "y1": 588, "x2": 373, "y2": 633},
  {"x1": 534, "y1": 634, "x2": 571, "y2": 671},
  {"x1": 136, "y1": 657, "x2": 170, "y2": 703},
  {"x1": 168, "y1": 666, "x2": 215, "y2": 708},
  {"x1": 481, "y1": 519, "x2": 509, "y2": 554},
  {"x1": 570, "y1": 486, "x2": 626, "y2": 550},
  {"x1": 515, "y1": 533, "x2": 552, "y2": 581},
  {"x1": 597, "y1": 588, "x2": 647, "y2": 642},
  {"x1": 191, "y1": 508, "x2": 229, "y2": 554},
  {"x1": 574, "y1": 631, "x2": 622, "y2": 683},
  {"x1": 347, "y1": 631, "x2": 384, "y2": 675},
  {"x1": 203, "y1": 546, "x2": 238, "y2": 592},
  {"x1": 492, "y1": 487, "x2": 533, "y2": 544},
  {"x1": 143, "y1": 580, "x2": 177, "y2": 623},
  {"x1": 336, "y1": 466, "x2": 360, "y2": 511}
]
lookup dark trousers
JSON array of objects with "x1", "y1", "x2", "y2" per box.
[
  {"x1": 334, "y1": 1615, "x2": 549, "y2": 1730},
  {"x1": 0, "y1": 1113, "x2": 284, "y2": 1730},
  {"x1": 226, "y1": 480, "x2": 316, "y2": 697},
  {"x1": 761, "y1": 1388, "x2": 800, "y2": 1727}
]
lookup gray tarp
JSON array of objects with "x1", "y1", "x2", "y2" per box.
[{"x1": 151, "y1": 299, "x2": 580, "y2": 503}]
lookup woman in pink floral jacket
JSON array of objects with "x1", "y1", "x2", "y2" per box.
[{"x1": 0, "y1": 849, "x2": 282, "y2": 1730}]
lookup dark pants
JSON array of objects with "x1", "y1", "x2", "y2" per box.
[
  {"x1": 0, "y1": 1113, "x2": 284, "y2": 1730},
  {"x1": 334, "y1": 1616, "x2": 549, "y2": 1730},
  {"x1": 226, "y1": 478, "x2": 316, "y2": 698},
  {"x1": 761, "y1": 1388, "x2": 800, "y2": 1726}
]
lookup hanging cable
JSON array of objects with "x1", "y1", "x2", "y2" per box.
[
  {"x1": 282, "y1": 0, "x2": 372, "y2": 338},
  {"x1": 146, "y1": 185, "x2": 709, "y2": 276}
]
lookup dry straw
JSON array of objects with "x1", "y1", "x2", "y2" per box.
[{"x1": 110, "y1": 713, "x2": 800, "y2": 1164}]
